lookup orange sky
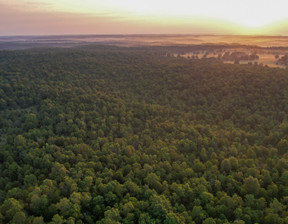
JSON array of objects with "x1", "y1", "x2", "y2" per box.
[{"x1": 1, "y1": 0, "x2": 288, "y2": 35}]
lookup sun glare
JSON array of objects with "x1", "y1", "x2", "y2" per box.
[{"x1": 102, "y1": 0, "x2": 288, "y2": 29}]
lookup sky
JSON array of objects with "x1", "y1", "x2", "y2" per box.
[{"x1": 1, "y1": 0, "x2": 288, "y2": 35}]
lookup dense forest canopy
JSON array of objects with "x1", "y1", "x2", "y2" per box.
[{"x1": 1, "y1": 46, "x2": 288, "y2": 223}]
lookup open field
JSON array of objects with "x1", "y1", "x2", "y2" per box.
[{"x1": 181, "y1": 50, "x2": 287, "y2": 69}]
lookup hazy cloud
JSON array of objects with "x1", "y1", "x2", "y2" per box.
[{"x1": 1, "y1": 0, "x2": 288, "y2": 35}]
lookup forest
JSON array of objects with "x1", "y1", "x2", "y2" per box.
[{"x1": 1, "y1": 46, "x2": 288, "y2": 223}]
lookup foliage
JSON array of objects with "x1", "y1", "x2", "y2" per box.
[{"x1": 0, "y1": 46, "x2": 288, "y2": 223}]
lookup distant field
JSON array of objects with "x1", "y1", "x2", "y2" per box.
[
  {"x1": 1, "y1": 34, "x2": 288, "y2": 49},
  {"x1": 1, "y1": 34, "x2": 287, "y2": 69},
  {"x1": 181, "y1": 51, "x2": 287, "y2": 69}
]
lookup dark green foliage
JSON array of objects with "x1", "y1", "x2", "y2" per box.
[{"x1": 0, "y1": 46, "x2": 288, "y2": 223}]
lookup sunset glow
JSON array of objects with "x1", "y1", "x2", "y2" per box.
[{"x1": 1, "y1": 0, "x2": 288, "y2": 35}]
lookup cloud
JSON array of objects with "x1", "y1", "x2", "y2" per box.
[{"x1": 0, "y1": 2, "x2": 143, "y2": 35}]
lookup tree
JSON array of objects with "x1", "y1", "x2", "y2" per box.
[
  {"x1": 14, "y1": 135, "x2": 26, "y2": 148},
  {"x1": 221, "y1": 159, "x2": 231, "y2": 173},
  {"x1": 12, "y1": 212, "x2": 26, "y2": 224},
  {"x1": 243, "y1": 176, "x2": 260, "y2": 195},
  {"x1": 122, "y1": 202, "x2": 134, "y2": 217},
  {"x1": 30, "y1": 194, "x2": 49, "y2": 216},
  {"x1": 164, "y1": 212, "x2": 183, "y2": 224},
  {"x1": 191, "y1": 206, "x2": 206, "y2": 222},
  {"x1": 1, "y1": 198, "x2": 24, "y2": 223},
  {"x1": 51, "y1": 214, "x2": 64, "y2": 224},
  {"x1": 23, "y1": 113, "x2": 38, "y2": 131},
  {"x1": 32, "y1": 216, "x2": 45, "y2": 224},
  {"x1": 203, "y1": 217, "x2": 216, "y2": 224},
  {"x1": 145, "y1": 173, "x2": 162, "y2": 192}
]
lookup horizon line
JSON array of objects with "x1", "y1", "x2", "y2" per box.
[{"x1": 0, "y1": 33, "x2": 288, "y2": 37}]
